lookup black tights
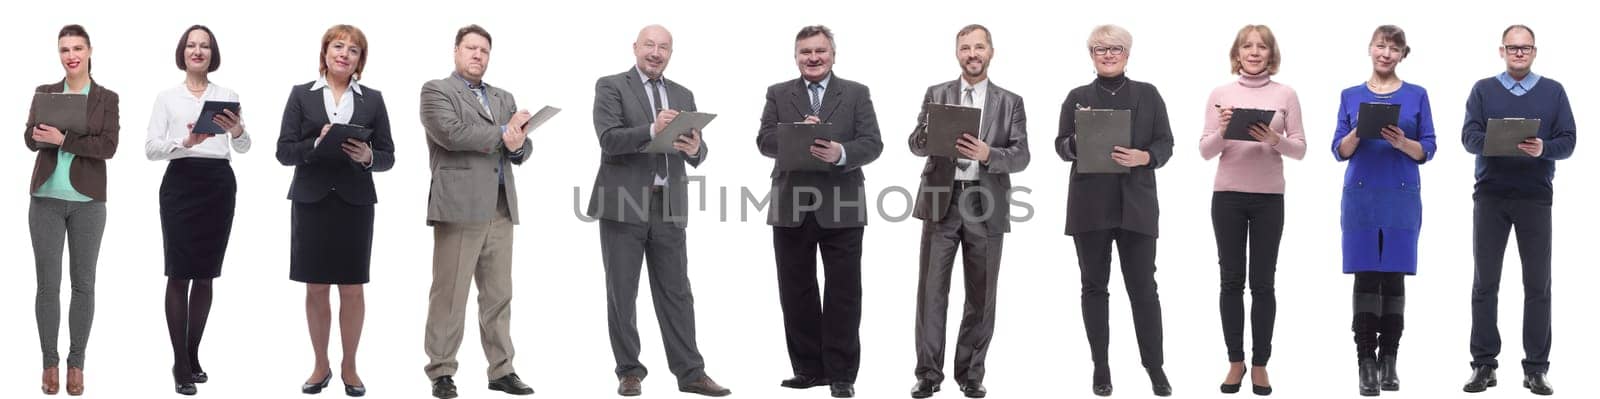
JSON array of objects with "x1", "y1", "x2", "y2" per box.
[{"x1": 166, "y1": 278, "x2": 214, "y2": 382}]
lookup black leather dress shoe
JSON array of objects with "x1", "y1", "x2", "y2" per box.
[
  {"x1": 782, "y1": 375, "x2": 829, "y2": 389},
  {"x1": 488, "y1": 373, "x2": 535, "y2": 395},
  {"x1": 303, "y1": 369, "x2": 332, "y2": 394},
  {"x1": 1523, "y1": 372, "x2": 1554, "y2": 396},
  {"x1": 1462, "y1": 365, "x2": 1496, "y2": 393},
  {"x1": 910, "y1": 379, "x2": 939, "y2": 398},
  {"x1": 830, "y1": 382, "x2": 855, "y2": 398},
  {"x1": 959, "y1": 381, "x2": 987, "y2": 398},
  {"x1": 1149, "y1": 368, "x2": 1173, "y2": 397},
  {"x1": 1092, "y1": 383, "x2": 1113, "y2": 397},
  {"x1": 431, "y1": 376, "x2": 458, "y2": 399}
]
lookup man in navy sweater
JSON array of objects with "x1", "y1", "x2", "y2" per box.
[{"x1": 1459, "y1": 24, "x2": 1576, "y2": 397}]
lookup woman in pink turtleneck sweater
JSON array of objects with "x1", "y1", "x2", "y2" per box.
[{"x1": 1198, "y1": 24, "x2": 1306, "y2": 396}]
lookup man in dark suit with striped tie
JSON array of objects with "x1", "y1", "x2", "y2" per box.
[{"x1": 755, "y1": 25, "x2": 883, "y2": 398}]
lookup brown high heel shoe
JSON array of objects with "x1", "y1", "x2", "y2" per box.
[
  {"x1": 42, "y1": 367, "x2": 60, "y2": 395},
  {"x1": 65, "y1": 367, "x2": 84, "y2": 396}
]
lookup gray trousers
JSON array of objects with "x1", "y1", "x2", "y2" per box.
[
  {"x1": 600, "y1": 191, "x2": 707, "y2": 385},
  {"x1": 914, "y1": 188, "x2": 1003, "y2": 384},
  {"x1": 424, "y1": 195, "x2": 517, "y2": 380},
  {"x1": 29, "y1": 197, "x2": 106, "y2": 369}
]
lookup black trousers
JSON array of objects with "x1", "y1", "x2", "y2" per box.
[
  {"x1": 774, "y1": 212, "x2": 864, "y2": 383},
  {"x1": 914, "y1": 190, "x2": 1002, "y2": 384},
  {"x1": 1211, "y1": 192, "x2": 1283, "y2": 366},
  {"x1": 1074, "y1": 228, "x2": 1163, "y2": 369},
  {"x1": 1352, "y1": 272, "x2": 1405, "y2": 359},
  {"x1": 1469, "y1": 196, "x2": 1553, "y2": 373}
]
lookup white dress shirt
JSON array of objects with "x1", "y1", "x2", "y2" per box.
[
  {"x1": 145, "y1": 82, "x2": 251, "y2": 161},
  {"x1": 954, "y1": 78, "x2": 988, "y2": 181},
  {"x1": 311, "y1": 75, "x2": 361, "y2": 125}
]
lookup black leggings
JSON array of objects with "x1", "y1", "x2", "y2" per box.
[
  {"x1": 166, "y1": 278, "x2": 213, "y2": 382},
  {"x1": 1212, "y1": 192, "x2": 1284, "y2": 366},
  {"x1": 1352, "y1": 271, "x2": 1405, "y2": 359}
]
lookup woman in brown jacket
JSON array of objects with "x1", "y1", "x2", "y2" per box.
[{"x1": 24, "y1": 24, "x2": 119, "y2": 396}]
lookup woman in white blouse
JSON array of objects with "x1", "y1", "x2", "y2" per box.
[{"x1": 144, "y1": 24, "x2": 248, "y2": 396}]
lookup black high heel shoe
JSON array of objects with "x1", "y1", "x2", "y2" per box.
[
  {"x1": 1148, "y1": 368, "x2": 1173, "y2": 397},
  {"x1": 344, "y1": 383, "x2": 366, "y2": 397},
  {"x1": 173, "y1": 366, "x2": 197, "y2": 396},
  {"x1": 1221, "y1": 365, "x2": 1245, "y2": 394},
  {"x1": 1251, "y1": 367, "x2": 1273, "y2": 396},
  {"x1": 193, "y1": 371, "x2": 209, "y2": 384},
  {"x1": 302, "y1": 369, "x2": 332, "y2": 394}
]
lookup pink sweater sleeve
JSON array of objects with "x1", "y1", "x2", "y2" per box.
[
  {"x1": 1198, "y1": 89, "x2": 1226, "y2": 160},
  {"x1": 1271, "y1": 87, "x2": 1307, "y2": 160}
]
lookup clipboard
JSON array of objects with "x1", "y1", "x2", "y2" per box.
[
  {"x1": 30, "y1": 93, "x2": 89, "y2": 148},
  {"x1": 314, "y1": 124, "x2": 374, "y2": 162},
  {"x1": 645, "y1": 111, "x2": 716, "y2": 153},
  {"x1": 520, "y1": 105, "x2": 561, "y2": 133},
  {"x1": 924, "y1": 103, "x2": 981, "y2": 159},
  {"x1": 192, "y1": 101, "x2": 241, "y2": 135},
  {"x1": 1484, "y1": 118, "x2": 1541, "y2": 157},
  {"x1": 1357, "y1": 102, "x2": 1400, "y2": 139},
  {"x1": 776, "y1": 122, "x2": 838, "y2": 172},
  {"x1": 1223, "y1": 108, "x2": 1276, "y2": 141},
  {"x1": 1074, "y1": 109, "x2": 1132, "y2": 174}
]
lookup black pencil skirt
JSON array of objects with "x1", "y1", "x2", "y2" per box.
[
  {"x1": 160, "y1": 158, "x2": 237, "y2": 279},
  {"x1": 287, "y1": 194, "x2": 374, "y2": 285}
]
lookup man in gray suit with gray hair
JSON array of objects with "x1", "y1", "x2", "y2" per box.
[
  {"x1": 418, "y1": 25, "x2": 535, "y2": 399},
  {"x1": 589, "y1": 24, "x2": 730, "y2": 397}
]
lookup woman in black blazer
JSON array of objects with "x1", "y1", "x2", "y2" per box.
[
  {"x1": 1054, "y1": 25, "x2": 1176, "y2": 397},
  {"x1": 275, "y1": 24, "x2": 393, "y2": 397}
]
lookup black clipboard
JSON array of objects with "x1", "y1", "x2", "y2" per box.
[
  {"x1": 1223, "y1": 108, "x2": 1276, "y2": 141},
  {"x1": 192, "y1": 101, "x2": 240, "y2": 135},
  {"x1": 314, "y1": 124, "x2": 374, "y2": 162},
  {"x1": 776, "y1": 122, "x2": 838, "y2": 172},
  {"x1": 1484, "y1": 118, "x2": 1541, "y2": 157},
  {"x1": 924, "y1": 103, "x2": 981, "y2": 159},
  {"x1": 1357, "y1": 102, "x2": 1400, "y2": 139},
  {"x1": 1074, "y1": 109, "x2": 1132, "y2": 174}
]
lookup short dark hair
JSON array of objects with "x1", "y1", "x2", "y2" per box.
[
  {"x1": 1502, "y1": 24, "x2": 1535, "y2": 42},
  {"x1": 455, "y1": 24, "x2": 492, "y2": 47},
  {"x1": 58, "y1": 24, "x2": 92, "y2": 73},
  {"x1": 795, "y1": 25, "x2": 834, "y2": 49},
  {"x1": 175, "y1": 25, "x2": 221, "y2": 72},
  {"x1": 956, "y1": 24, "x2": 992, "y2": 46},
  {"x1": 1371, "y1": 25, "x2": 1411, "y2": 58}
]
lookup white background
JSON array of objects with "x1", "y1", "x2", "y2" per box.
[{"x1": 1, "y1": 0, "x2": 1594, "y2": 397}]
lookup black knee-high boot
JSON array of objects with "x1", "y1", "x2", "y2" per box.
[
  {"x1": 1378, "y1": 296, "x2": 1404, "y2": 391},
  {"x1": 1353, "y1": 293, "x2": 1381, "y2": 396}
]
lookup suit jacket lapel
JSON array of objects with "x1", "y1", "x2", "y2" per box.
[
  {"x1": 788, "y1": 80, "x2": 811, "y2": 120},
  {"x1": 817, "y1": 78, "x2": 843, "y2": 123},
  {"x1": 624, "y1": 68, "x2": 657, "y2": 122},
  {"x1": 85, "y1": 80, "x2": 103, "y2": 117},
  {"x1": 982, "y1": 84, "x2": 1003, "y2": 142},
  {"x1": 456, "y1": 82, "x2": 492, "y2": 123}
]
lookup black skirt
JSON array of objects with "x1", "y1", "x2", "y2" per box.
[
  {"x1": 288, "y1": 194, "x2": 374, "y2": 284},
  {"x1": 160, "y1": 158, "x2": 237, "y2": 279}
]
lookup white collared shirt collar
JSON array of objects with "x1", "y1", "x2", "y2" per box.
[{"x1": 311, "y1": 75, "x2": 363, "y2": 95}]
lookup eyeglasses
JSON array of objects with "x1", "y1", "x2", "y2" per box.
[
  {"x1": 1503, "y1": 45, "x2": 1537, "y2": 55},
  {"x1": 1091, "y1": 46, "x2": 1126, "y2": 56}
]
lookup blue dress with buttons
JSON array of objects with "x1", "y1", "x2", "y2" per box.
[{"x1": 1331, "y1": 82, "x2": 1436, "y2": 274}]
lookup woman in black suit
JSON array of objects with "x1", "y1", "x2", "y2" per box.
[
  {"x1": 275, "y1": 24, "x2": 394, "y2": 397},
  {"x1": 1054, "y1": 24, "x2": 1176, "y2": 397}
]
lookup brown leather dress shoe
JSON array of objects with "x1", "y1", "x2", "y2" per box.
[
  {"x1": 618, "y1": 375, "x2": 643, "y2": 396},
  {"x1": 679, "y1": 376, "x2": 732, "y2": 397},
  {"x1": 42, "y1": 367, "x2": 59, "y2": 395}
]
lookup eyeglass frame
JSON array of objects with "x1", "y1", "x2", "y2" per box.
[
  {"x1": 1502, "y1": 45, "x2": 1537, "y2": 55},
  {"x1": 1091, "y1": 45, "x2": 1127, "y2": 56}
]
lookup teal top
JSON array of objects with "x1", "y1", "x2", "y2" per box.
[{"x1": 33, "y1": 81, "x2": 93, "y2": 202}]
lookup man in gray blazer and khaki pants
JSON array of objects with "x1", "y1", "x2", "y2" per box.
[
  {"x1": 419, "y1": 25, "x2": 535, "y2": 399},
  {"x1": 907, "y1": 24, "x2": 1029, "y2": 399},
  {"x1": 589, "y1": 24, "x2": 730, "y2": 397}
]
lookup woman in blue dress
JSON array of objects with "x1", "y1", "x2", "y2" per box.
[{"x1": 1331, "y1": 25, "x2": 1435, "y2": 397}]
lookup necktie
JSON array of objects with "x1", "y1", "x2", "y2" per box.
[
  {"x1": 957, "y1": 87, "x2": 976, "y2": 171},
  {"x1": 808, "y1": 82, "x2": 823, "y2": 117},
  {"x1": 649, "y1": 79, "x2": 669, "y2": 185}
]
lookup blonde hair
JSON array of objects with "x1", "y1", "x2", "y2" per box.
[
  {"x1": 1086, "y1": 24, "x2": 1132, "y2": 51},
  {"x1": 1229, "y1": 25, "x2": 1281, "y2": 75}
]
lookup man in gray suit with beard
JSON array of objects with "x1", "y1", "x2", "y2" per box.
[
  {"x1": 588, "y1": 24, "x2": 730, "y2": 398},
  {"x1": 419, "y1": 25, "x2": 535, "y2": 398},
  {"x1": 906, "y1": 24, "x2": 1029, "y2": 399}
]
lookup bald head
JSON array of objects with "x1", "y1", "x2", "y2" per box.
[{"x1": 634, "y1": 25, "x2": 674, "y2": 79}]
